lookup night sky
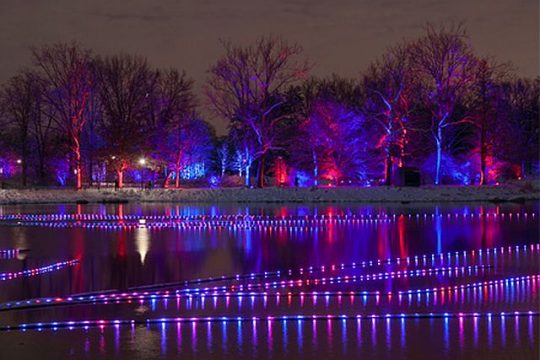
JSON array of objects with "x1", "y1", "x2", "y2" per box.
[{"x1": 0, "y1": 0, "x2": 537, "y2": 133}]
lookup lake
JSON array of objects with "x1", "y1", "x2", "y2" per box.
[{"x1": 0, "y1": 202, "x2": 538, "y2": 359}]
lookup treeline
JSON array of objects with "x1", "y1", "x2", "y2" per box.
[{"x1": 0, "y1": 24, "x2": 538, "y2": 189}]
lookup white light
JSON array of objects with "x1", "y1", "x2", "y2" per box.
[
  {"x1": 139, "y1": 158, "x2": 146, "y2": 166},
  {"x1": 16, "y1": 159, "x2": 22, "y2": 164}
]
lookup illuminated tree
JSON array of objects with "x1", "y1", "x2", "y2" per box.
[
  {"x1": 160, "y1": 115, "x2": 214, "y2": 187},
  {"x1": 215, "y1": 138, "x2": 230, "y2": 177},
  {"x1": 150, "y1": 69, "x2": 196, "y2": 187},
  {"x1": 287, "y1": 76, "x2": 366, "y2": 186},
  {"x1": 363, "y1": 44, "x2": 413, "y2": 185},
  {"x1": 466, "y1": 58, "x2": 509, "y2": 184},
  {"x1": 409, "y1": 24, "x2": 478, "y2": 185},
  {"x1": 94, "y1": 54, "x2": 158, "y2": 188},
  {"x1": 32, "y1": 43, "x2": 94, "y2": 190},
  {"x1": 206, "y1": 36, "x2": 310, "y2": 187}
]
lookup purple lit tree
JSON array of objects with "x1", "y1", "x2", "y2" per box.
[
  {"x1": 32, "y1": 43, "x2": 95, "y2": 190},
  {"x1": 409, "y1": 24, "x2": 478, "y2": 185},
  {"x1": 287, "y1": 76, "x2": 368, "y2": 186},
  {"x1": 206, "y1": 36, "x2": 310, "y2": 187},
  {"x1": 363, "y1": 44, "x2": 413, "y2": 185}
]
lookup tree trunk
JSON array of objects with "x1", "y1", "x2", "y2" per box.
[
  {"x1": 117, "y1": 170, "x2": 124, "y2": 189},
  {"x1": 245, "y1": 164, "x2": 250, "y2": 187},
  {"x1": 384, "y1": 151, "x2": 392, "y2": 186},
  {"x1": 257, "y1": 154, "x2": 265, "y2": 188},
  {"x1": 435, "y1": 126, "x2": 442, "y2": 185},
  {"x1": 312, "y1": 150, "x2": 318, "y2": 187},
  {"x1": 175, "y1": 162, "x2": 180, "y2": 188}
]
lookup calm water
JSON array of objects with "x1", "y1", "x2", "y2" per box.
[{"x1": 0, "y1": 202, "x2": 538, "y2": 359}]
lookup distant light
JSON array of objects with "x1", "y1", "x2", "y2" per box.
[
  {"x1": 138, "y1": 158, "x2": 146, "y2": 166},
  {"x1": 16, "y1": 159, "x2": 22, "y2": 164}
]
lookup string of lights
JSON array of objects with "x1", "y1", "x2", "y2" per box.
[
  {"x1": 1, "y1": 274, "x2": 535, "y2": 312},
  {"x1": 3, "y1": 311, "x2": 538, "y2": 332},
  {"x1": 0, "y1": 259, "x2": 79, "y2": 281}
]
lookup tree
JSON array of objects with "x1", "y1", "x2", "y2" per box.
[
  {"x1": 287, "y1": 76, "x2": 367, "y2": 186},
  {"x1": 363, "y1": 45, "x2": 413, "y2": 185},
  {"x1": 215, "y1": 137, "x2": 230, "y2": 177},
  {"x1": 494, "y1": 78, "x2": 539, "y2": 177},
  {"x1": 0, "y1": 71, "x2": 42, "y2": 186},
  {"x1": 206, "y1": 36, "x2": 310, "y2": 187},
  {"x1": 33, "y1": 43, "x2": 95, "y2": 190},
  {"x1": 467, "y1": 58, "x2": 509, "y2": 184},
  {"x1": 409, "y1": 24, "x2": 478, "y2": 184},
  {"x1": 159, "y1": 115, "x2": 214, "y2": 186},
  {"x1": 94, "y1": 54, "x2": 158, "y2": 188},
  {"x1": 151, "y1": 69, "x2": 196, "y2": 187}
]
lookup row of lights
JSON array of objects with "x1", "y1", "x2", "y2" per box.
[
  {"x1": 3, "y1": 311, "x2": 538, "y2": 332},
  {"x1": 1, "y1": 274, "x2": 536, "y2": 312},
  {"x1": 0, "y1": 259, "x2": 79, "y2": 281}
]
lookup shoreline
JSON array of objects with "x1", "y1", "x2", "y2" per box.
[{"x1": 0, "y1": 181, "x2": 538, "y2": 205}]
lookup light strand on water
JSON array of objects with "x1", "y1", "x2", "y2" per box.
[
  {"x1": 0, "y1": 259, "x2": 79, "y2": 281},
  {"x1": 0, "y1": 210, "x2": 535, "y2": 230},
  {"x1": 127, "y1": 243, "x2": 539, "y2": 292},
  {"x1": 4, "y1": 311, "x2": 538, "y2": 332},
  {"x1": 1, "y1": 274, "x2": 535, "y2": 312}
]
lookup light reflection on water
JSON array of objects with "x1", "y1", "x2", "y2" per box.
[{"x1": 0, "y1": 202, "x2": 538, "y2": 359}]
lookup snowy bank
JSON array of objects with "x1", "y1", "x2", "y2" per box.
[{"x1": 0, "y1": 181, "x2": 538, "y2": 205}]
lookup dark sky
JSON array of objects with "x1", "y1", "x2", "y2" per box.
[{"x1": 0, "y1": 0, "x2": 538, "y2": 133}]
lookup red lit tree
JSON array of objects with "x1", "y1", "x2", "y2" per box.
[{"x1": 32, "y1": 43, "x2": 94, "y2": 190}]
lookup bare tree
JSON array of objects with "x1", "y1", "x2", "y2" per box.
[
  {"x1": 0, "y1": 71, "x2": 43, "y2": 186},
  {"x1": 94, "y1": 54, "x2": 158, "y2": 188},
  {"x1": 206, "y1": 36, "x2": 310, "y2": 187},
  {"x1": 409, "y1": 24, "x2": 478, "y2": 184},
  {"x1": 363, "y1": 44, "x2": 413, "y2": 185},
  {"x1": 494, "y1": 78, "x2": 539, "y2": 177},
  {"x1": 33, "y1": 43, "x2": 94, "y2": 190},
  {"x1": 467, "y1": 58, "x2": 509, "y2": 184},
  {"x1": 151, "y1": 69, "x2": 196, "y2": 187}
]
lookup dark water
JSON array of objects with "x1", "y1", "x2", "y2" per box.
[{"x1": 0, "y1": 202, "x2": 538, "y2": 359}]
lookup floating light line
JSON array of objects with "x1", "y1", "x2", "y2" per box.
[
  {"x1": 128, "y1": 244, "x2": 539, "y2": 292},
  {"x1": 0, "y1": 275, "x2": 535, "y2": 312},
  {"x1": 0, "y1": 211, "x2": 535, "y2": 230},
  {"x1": 3, "y1": 311, "x2": 538, "y2": 332},
  {"x1": 0, "y1": 259, "x2": 79, "y2": 281}
]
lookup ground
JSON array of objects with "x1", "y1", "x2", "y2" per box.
[{"x1": 0, "y1": 180, "x2": 538, "y2": 204}]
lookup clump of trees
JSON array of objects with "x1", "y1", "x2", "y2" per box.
[{"x1": 0, "y1": 25, "x2": 538, "y2": 189}]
